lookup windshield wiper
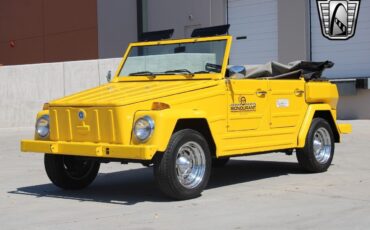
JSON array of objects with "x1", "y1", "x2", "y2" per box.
[
  {"x1": 165, "y1": 69, "x2": 194, "y2": 76},
  {"x1": 129, "y1": 71, "x2": 156, "y2": 77},
  {"x1": 194, "y1": 70, "x2": 210, "y2": 74},
  {"x1": 129, "y1": 69, "x2": 196, "y2": 77}
]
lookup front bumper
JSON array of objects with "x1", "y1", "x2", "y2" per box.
[
  {"x1": 21, "y1": 140, "x2": 157, "y2": 160},
  {"x1": 337, "y1": 124, "x2": 352, "y2": 134}
]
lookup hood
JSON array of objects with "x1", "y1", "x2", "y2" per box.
[{"x1": 50, "y1": 80, "x2": 219, "y2": 107}]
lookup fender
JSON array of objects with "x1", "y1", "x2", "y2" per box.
[
  {"x1": 133, "y1": 109, "x2": 210, "y2": 152},
  {"x1": 297, "y1": 104, "x2": 339, "y2": 148}
]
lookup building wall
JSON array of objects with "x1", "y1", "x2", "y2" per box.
[
  {"x1": 226, "y1": 0, "x2": 311, "y2": 65},
  {"x1": 310, "y1": 0, "x2": 370, "y2": 78},
  {"x1": 0, "y1": 0, "x2": 98, "y2": 65},
  {"x1": 338, "y1": 90, "x2": 370, "y2": 120},
  {"x1": 97, "y1": 0, "x2": 138, "y2": 59},
  {"x1": 277, "y1": 0, "x2": 310, "y2": 63},
  {"x1": 146, "y1": 0, "x2": 226, "y2": 38},
  {"x1": 0, "y1": 58, "x2": 121, "y2": 128}
]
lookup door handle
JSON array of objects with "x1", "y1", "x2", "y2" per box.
[
  {"x1": 294, "y1": 89, "x2": 305, "y2": 96},
  {"x1": 256, "y1": 90, "x2": 267, "y2": 97}
]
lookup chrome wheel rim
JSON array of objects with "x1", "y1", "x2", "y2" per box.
[
  {"x1": 313, "y1": 127, "x2": 332, "y2": 164},
  {"x1": 175, "y1": 141, "x2": 206, "y2": 189}
]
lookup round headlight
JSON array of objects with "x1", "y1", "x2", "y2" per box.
[
  {"x1": 36, "y1": 115, "x2": 50, "y2": 138},
  {"x1": 133, "y1": 116, "x2": 154, "y2": 142}
]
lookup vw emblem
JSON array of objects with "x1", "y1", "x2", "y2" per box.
[{"x1": 78, "y1": 110, "x2": 86, "y2": 121}]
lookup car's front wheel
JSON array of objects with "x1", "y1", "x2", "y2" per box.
[
  {"x1": 154, "y1": 129, "x2": 211, "y2": 200},
  {"x1": 44, "y1": 154, "x2": 100, "y2": 189}
]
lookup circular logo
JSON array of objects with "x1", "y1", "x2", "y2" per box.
[
  {"x1": 78, "y1": 110, "x2": 86, "y2": 121},
  {"x1": 239, "y1": 96, "x2": 247, "y2": 105}
]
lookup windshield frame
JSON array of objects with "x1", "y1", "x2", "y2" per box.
[{"x1": 112, "y1": 35, "x2": 232, "y2": 82}]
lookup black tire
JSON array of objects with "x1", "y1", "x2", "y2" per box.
[
  {"x1": 153, "y1": 129, "x2": 212, "y2": 200},
  {"x1": 296, "y1": 118, "x2": 335, "y2": 173},
  {"x1": 212, "y1": 157, "x2": 230, "y2": 168},
  {"x1": 44, "y1": 154, "x2": 100, "y2": 189}
]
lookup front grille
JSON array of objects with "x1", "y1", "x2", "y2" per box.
[{"x1": 49, "y1": 107, "x2": 121, "y2": 143}]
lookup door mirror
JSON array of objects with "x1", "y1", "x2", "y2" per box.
[
  {"x1": 106, "y1": 70, "x2": 112, "y2": 82},
  {"x1": 228, "y1": 65, "x2": 246, "y2": 78}
]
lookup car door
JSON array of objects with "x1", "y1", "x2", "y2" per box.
[
  {"x1": 227, "y1": 79, "x2": 269, "y2": 132},
  {"x1": 268, "y1": 79, "x2": 307, "y2": 128},
  {"x1": 222, "y1": 79, "x2": 274, "y2": 155},
  {"x1": 268, "y1": 79, "x2": 308, "y2": 146}
]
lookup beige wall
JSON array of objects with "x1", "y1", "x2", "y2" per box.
[
  {"x1": 0, "y1": 58, "x2": 121, "y2": 128},
  {"x1": 338, "y1": 89, "x2": 370, "y2": 120}
]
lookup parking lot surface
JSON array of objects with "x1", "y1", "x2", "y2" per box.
[{"x1": 1, "y1": 120, "x2": 369, "y2": 230}]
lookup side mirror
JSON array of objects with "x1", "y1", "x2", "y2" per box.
[
  {"x1": 106, "y1": 70, "x2": 112, "y2": 82},
  {"x1": 228, "y1": 65, "x2": 246, "y2": 78}
]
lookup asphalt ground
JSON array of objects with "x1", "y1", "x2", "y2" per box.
[{"x1": 0, "y1": 120, "x2": 369, "y2": 230}]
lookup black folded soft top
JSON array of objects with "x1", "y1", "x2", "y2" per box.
[{"x1": 228, "y1": 60, "x2": 334, "y2": 80}]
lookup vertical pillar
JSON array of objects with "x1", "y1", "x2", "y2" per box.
[{"x1": 277, "y1": 0, "x2": 311, "y2": 63}]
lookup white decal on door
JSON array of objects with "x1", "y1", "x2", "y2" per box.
[{"x1": 276, "y1": 99, "x2": 289, "y2": 108}]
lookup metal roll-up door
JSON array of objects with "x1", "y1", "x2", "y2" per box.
[
  {"x1": 311, "y1": 0, "x2": 370, "y2": 78},
  {"x1": 228, "y1": 0, "x2": 278, "y2": 65}
]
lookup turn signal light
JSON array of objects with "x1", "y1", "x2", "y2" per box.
[
  {"x1": 152, "y1": 102, "x2": 170, "y2": 110},
  {"x1": 43, "y1": 103, "x2": 50, "y2": 110}
]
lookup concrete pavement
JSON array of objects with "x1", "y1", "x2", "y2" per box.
[{"x1": 1, "y1": 120, "x2": 369, "y2": 229}]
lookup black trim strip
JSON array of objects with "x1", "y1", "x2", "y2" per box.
[{"x1": 136, "y1": 0, "x2": 143, "y2": 41}]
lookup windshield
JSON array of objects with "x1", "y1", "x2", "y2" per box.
[{"x1": 119, "y1": 40, "x2": 227, "y2": 77}]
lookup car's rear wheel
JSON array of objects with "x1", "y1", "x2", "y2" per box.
[
  {"x1": 44, "y1": 154, "x2": 100, "y2": 189},
  {"x1": 296, "y1": 118, "x2": 335, "y2": 173},
  {"x1": 154, "y1": 129, "x2": 211, "y2": 200}
]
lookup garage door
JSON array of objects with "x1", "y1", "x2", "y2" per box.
[
  {"x1": 228, "y1": 0, "x2": 278, "y2": 65},
  {"x1": 311, "y1": 0, "x2": 370, "y2": 78}
]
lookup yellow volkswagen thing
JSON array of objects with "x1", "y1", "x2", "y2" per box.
[{"x1": 21, "y1": 25, "x2": 351, "y2": 200}]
